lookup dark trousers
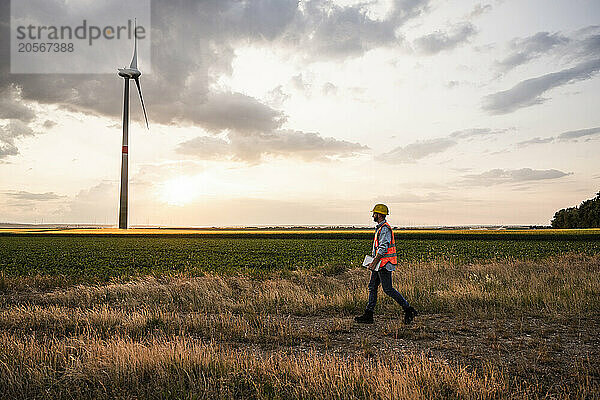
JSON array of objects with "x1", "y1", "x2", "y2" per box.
[{"x1": 366, "y1": 268, "x2": 410, "y2": 312}]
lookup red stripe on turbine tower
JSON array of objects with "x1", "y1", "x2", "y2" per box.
[{"x1": 122, "y1": 145, "x2": 128, "y2": 154}]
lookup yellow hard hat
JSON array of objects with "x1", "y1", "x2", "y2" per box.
[{"x1": 371, "y1": 204, "x2": 389, "y2": 215}]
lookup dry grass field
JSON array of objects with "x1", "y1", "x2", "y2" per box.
[{"x1": 1, "y1": 245, "x2": 599, "y2": 399}]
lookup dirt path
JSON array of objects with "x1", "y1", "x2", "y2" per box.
[{"x1": 228, "y1": 313, "x2": 600, "y2": 394}]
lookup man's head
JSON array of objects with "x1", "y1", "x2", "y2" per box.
[
  {"x1": 371, "y1": 204, "x2": 389, "y2": 223},
  {"x1": 372, "y1": 212, "x2": 384, "y2": 222}
]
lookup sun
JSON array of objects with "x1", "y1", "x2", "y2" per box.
[{"x1": 160, "y1": 176, "x2": 198, "y2": 206}]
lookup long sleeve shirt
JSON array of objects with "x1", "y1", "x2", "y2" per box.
[{"x1": 371, "y1": 220, "x2": 395, "y2": 272}]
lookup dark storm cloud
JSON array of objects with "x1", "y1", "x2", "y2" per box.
[
  {"x1": 0, "y1": 0, "x2": 429, "y2": 126},
  {"x1": 460, "y1": 168, "x2": 572, "y2": 186},
  {"x1": 413, "y1": 23, "x2": 477, "y2": 55},
  {"x1": 0, "y1": 0, "x2": 429, "y2": 160},
  {"x1": 482, "y1": 58, "x2": 600, "y2": 114},
  {"x1": 176, "y1": 129, "x2": 369, "y2": 163}
]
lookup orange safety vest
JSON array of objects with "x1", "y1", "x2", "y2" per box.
[{"x1": 373, "y1": 221, "x2": 397, "y2": 267}]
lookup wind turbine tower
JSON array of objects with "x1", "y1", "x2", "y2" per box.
[{"x1": 117, "y1": 19, "x2": 149, "y2": 229}]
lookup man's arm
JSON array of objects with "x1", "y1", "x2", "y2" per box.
[{"x1": 376, "y1": 226, "x2": 392, "y2": 255}]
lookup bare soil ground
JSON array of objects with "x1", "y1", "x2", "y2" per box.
[{"x1": 263, "y1": 313, "x2": 600, "y2": 392}]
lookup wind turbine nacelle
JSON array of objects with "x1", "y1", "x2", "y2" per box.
[{"x1": 118, "y1": 68, "x2": 141, "y2": 79}]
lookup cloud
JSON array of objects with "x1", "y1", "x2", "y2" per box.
[
  {"x1": 2, "y1": 190, "x2": 66, "y2": 213},
  {"x1": 321, "y1": 82, "x2": 338, "y2": 96},
  {"x1": 134, "y1": 160, "x2": 205, "y2": 183},
  {"x1": 176, "y1": 129, "x2": 369, "y2": 163},
  {"x1": 264, "y1": 85, "x2": 290, "y2": 107},
  {"x1": 380, "y1": 126, "x2": 511, "y2": 163},
  {"x1": 42, "y1": 120, "x2": 57, "y2": 129},
  {"x1": 1, "y1": 120, "x2": 34, "y2": 137},
  {"x1": 557, "y1": 126, "x2": 600, "y2": 140},
  {"x1": 0, "y1": 143, "x2": 17, "y2": 159},
  {"x1": 0, "y1": 86, "x2": 35, "y2": 122},
  {"x1": 3, "y1": 190, "x2": 65, "y2": 201},
  {"x1": 460, "y1": 168, "x2": 572, "y2": 186},
  {"x1": 0, "y1": 0, "x2": 430, "y2": 138},
  {"x1": 180, "y1": 91, "x2": 287, "y2": 134},
  {"x1": 515, "y1": 126, "x2": 600, "y2": 148},
  {"x1": 497, "y1": 32, "x2": 570, "y2": 71},
  {"x1": 516, "y1": 137, "x2": 555, "y2": 147},
  {"x1": 0, "y1": 0, "x2": 430, "y2": 168},
  {"x1": 469, "y1": 4, "x2": 492, "y2": 18},
  {"x1": 482, "y1": 58, "x2": 600, "y2": 114},
  {"x1": 496, "y1": 26, "x2": 600, "y2": 73},
  {"x1": 485, "y1": 26, "x2": 600, "y2": 114},
  {"x1": 291, "y1": 74, "x2": 309, "y2": 92},
  {"x1": 381, "y1": 138, "x2": 457, "y2": 163},
  {"x1": 413, "y1": 23, "x2": 477, "y2": 55},
  {"x1": 0, "y1": 120, "x2": 37, "y2": 159},
  {"x1": 175, "y1": 136, "x2": 231, "y2": 160},
  {"x1": 449, "y1": 128, "x2": 512, "y2": 139},
  {"x1": 0, "y1": 86, "x2": 42, "y2": 158},
  {"x1": 57, "y1": 181, "x2": 118, "y2": 223},
  {"x1": 290, "y1": 0, "x2": 429, "y2": 60}
]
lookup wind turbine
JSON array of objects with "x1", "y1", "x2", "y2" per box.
[{"x1": 117, "y1": 19, "x2": 149, "y2": 229}]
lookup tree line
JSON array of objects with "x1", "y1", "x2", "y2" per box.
[{"x1": 551, "y1": 191, "x2": 600, "y2": 228}]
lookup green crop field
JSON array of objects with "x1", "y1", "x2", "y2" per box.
[{"x1": 1, "y1": 229, "x2": 599, "y2": 282}]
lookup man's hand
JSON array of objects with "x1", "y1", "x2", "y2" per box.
[{"x1": 368, "y1": 255, "x2": 382, "y2": 271}]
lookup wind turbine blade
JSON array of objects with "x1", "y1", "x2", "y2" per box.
[
  {"x1": 134, "y1": 78, "x2": 149, "y2": 129},
  {"x1": 129, "y1": 18, "x2": 138, "y2": 69}
]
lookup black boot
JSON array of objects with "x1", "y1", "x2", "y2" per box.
[
  {"x1": 404, "y1": 306, "x2": 418, "y2": 324},
  {"x1": 354, "y1": 309, "x2": 374, "y2": 324}
]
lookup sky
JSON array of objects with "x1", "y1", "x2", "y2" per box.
[{"x1": 1, "y1": 0, "x2": 599, "y2": 227}]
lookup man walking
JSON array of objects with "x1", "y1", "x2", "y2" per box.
[{"x1": 355, "y1": 204, "x2": 418, "y2": 324}]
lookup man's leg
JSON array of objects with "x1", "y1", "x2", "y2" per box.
[
  {"x1": 378, "y1": 269, "x2": 409, "y2": 309},
  {"x1": 379, "y1": 269, "x2": 418, "y2": 324},
  {"x1": 366, "y1": 270, "x2": 381, "y2": 312},
  {"x1": 355, "y1": 270, "x2": 380, "y2": 323}
]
